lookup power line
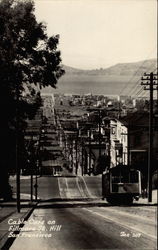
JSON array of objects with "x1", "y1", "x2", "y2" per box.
[
  {"x1": 119, "y1": 49, "x2": 156, "y2": 96},
  {"x1": 119, "y1": 69, "x2": 143, "y2": 96},
  {"x1": 124, "y1": 64, "x2": 157, "y2": 97},
  {"x1": 152, "y1": 67, "x2": 158, "y2": 73},
  {"x1": 141, "y1": 72, "x2": 158, "y2": 203},
  {"x1": 128, "y1": 79, "x2": 142, "y2": 97},
  {"x1": 134, "y1": 87, "x2": 145, "y2": 98}
]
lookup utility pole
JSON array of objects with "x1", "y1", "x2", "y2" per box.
[
  {"x1": 16, "y1": 82, "x2": 20, "y2": 213},
  {"x1": 71, "y1": 138, "x2": 74, "y2": 173},
  {"x1": 81, "y1": 139, "x2": 84, "y2": 176},
  {"x1": 88, "y1": 129, "x2": 91, "y2": 175},
  {"x1": 30, "y1": 135, "x2": 34, "y2": 202},
  {"x1": 75, "y1": 131, "x2": 78, "y2": 175},
  {"x1": 141, "y1": 72, "x2": 158, "y2": 202},
  {"x1": 127, "y1": 126, "x2": 130, "y2": 166},
  {"x1": 98, "y1": 110, "x2": 101, "y2": 158}
]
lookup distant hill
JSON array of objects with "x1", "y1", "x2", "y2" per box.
[
  {"x1": 42, "y1": 59, "x2": 157, "y2": 95},
  {"x1": 63, "y1": 65, "x2": 85, "y2": 74},
  {"x1": 63, "y1": 59, "x2": 157, "y2": 76}
]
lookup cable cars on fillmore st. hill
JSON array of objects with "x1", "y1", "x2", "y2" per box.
[{"x1": 102, "y1": 164, "x2": 141, "y2": 205}]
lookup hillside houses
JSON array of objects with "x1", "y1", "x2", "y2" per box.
[{"x1": 110, "y1": 112, "x2": 158, "y2": 188}]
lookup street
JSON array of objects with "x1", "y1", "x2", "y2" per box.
[{"x1": 9, "y1": 176, "x2": 157, "y2": 250}]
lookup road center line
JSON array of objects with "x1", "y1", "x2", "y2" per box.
[
  {"x1": 79, "y1": 176, "x2": 92, "y2": 198},
  {"x1": 65, "y1": 177, "x2": 72, "y2": 198},
  {"x1": 65, "y1": 177, "x2": 69, "y2": 191},
  {"x1": 76, "y1": 177, "x2": 85, "y2": 198},
  {"x1": 57, "y1": 177, "x2": 62, "y2": 199}
]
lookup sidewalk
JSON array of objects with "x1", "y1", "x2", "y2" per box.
[
  {"x1": 0, "y1": 194, "x2": 37, "y2": 249},
  {"x1": 9, "y1": 175, "x2": 41, "y2": 180},
  {"x1": 134, "y1": 189, "x2": 157, "y2": 205}
]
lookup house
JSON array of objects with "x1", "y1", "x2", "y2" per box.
[
  {"x1": 110, "y1": 119, "x2": 128, "y2": 167},
  {"x1": 110, "y1": 111, "x2": 158, "y2": 187}
]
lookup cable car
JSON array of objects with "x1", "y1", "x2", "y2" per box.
[{"x1": 102, "y1": 165, "x2": 141, "y2": 204}]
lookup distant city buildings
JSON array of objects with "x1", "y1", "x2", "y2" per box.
[
  {"x1": 24, "y1": 93, "x2": 158, "y2": 191},
  {"x1": 53, "y1": 93, "x2": 158, "y2": 190}
]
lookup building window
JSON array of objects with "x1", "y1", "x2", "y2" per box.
[{"x1": 135, "y1": 134, "x2": 140, "y2": 145}]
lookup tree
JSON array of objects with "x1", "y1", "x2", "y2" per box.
[{"x1": 0, "y1": 0, "x2": 64, "y2": 199}]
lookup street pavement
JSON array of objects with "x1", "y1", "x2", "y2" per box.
[
  {"x1": 2, "y1": 175, "x2": 157, "y2": 250},
  {"x1": 10, "y1": 204, "x2": 157, "y2": 250}
]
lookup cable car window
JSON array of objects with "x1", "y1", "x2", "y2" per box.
[
  {"x1": 112, "y1": 176, "x2": 120, "y2": 183},
  {"x1": 130, "y1": 171, "x2": 138, "y2": 183},
  {"x1": 120, "y1": 173, "x2": 129, "y2": 183}
]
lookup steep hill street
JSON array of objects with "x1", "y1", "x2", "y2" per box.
[{"x1": 9, "y1": 175, "x2": 157, "y2": 250}]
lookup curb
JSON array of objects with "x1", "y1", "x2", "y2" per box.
[{"x1": 1, "y1": 202, "x2": 38, "y2": 250}]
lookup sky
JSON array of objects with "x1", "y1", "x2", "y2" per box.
[{"x1": 34, "y1": 0, "x2": 157, "y2": 70}]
